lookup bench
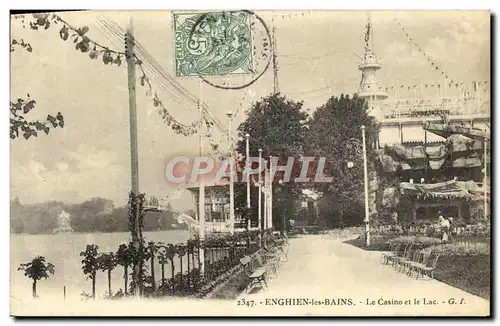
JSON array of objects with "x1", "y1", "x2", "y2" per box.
[
  {"x1": 380, "y1": 243, "x2": 401, "y2": 265},
  {"x1": 262, "y1": 244, "x2": 281, "y2": 274},
  {"x1": 271, "y1": 237, "x2": 288, "y2": 260},
  {"x1": 389, "y1": 244, "x2": 412, "y2": 267},
  {"x1": 240, "y1": 255, "x2": 268, "y2": 293},
  {"x1": 399, "y1": 249, "x2": 421, "y2": 274},
  {"x1": 413, "y1": 253, "x2": 440, "y2": 279},
  {"x1": 394, "y1": 245, "x2": 415, "y2": 272}
]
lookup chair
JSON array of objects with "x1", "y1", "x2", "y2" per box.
[
  {"x1": 262, "y1": 244, "x2": 281, "y2": 274},
  {"x1": 389, "y1": 243, "x2": 410, "y2": 267},
  {"x1": 271, "y1": 237, "x2": 288, "y2": 260},
  {"x1": 398, "y1": 247, "x2": 420, "y2": 273},
  {"x1": 394, "y1": 245, "x2": 414, "y2": 271},
  {"x1": 255, "y1": 252, "x2": 276, "y2": 276},
  {"x1": 407, "y1": 251, "x2": 431, "y2": 278},
  {"x1": 240, "y1": 256, "x2": 268, "y2": 293},
  {"x1": 381, "y1": 243, "x2": 400, "y2": 265},
  {"x1": 415, "y1": 253, "x2": 441, "y2": 279}
]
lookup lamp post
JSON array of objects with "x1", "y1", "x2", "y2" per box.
[
  {"x1": 245, "y1": 133, "x2": 251, "y2": 232},
  {"x1": 279, "y1": 179, "x2": 286, "y2": 235},
  {"x1": 484, "y1": 138, "x2": 488, "y2": 218},
  {"x1": 344, "y1": 126, "x2": 370, "y2": 246},
  {"x1": 269, "y1": 155, "x2": 273, "y2": 231},
  {"x1": 227, "y1": 111, "x2": 235, "y2": 234},
  {"x1": 258, "y1": 148, "x2": 263, "y2": 244},
  {"x1": 361, "y1": 125, "x2": 370, "y2": 247},
  {"x1": 264, "y1": 164, "x2": 269, "y2": 230}
]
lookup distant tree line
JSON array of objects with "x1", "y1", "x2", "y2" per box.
[{"x1": 10, "y1": 196, "x2": 182, "y2": 235}]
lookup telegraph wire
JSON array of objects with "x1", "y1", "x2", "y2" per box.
[{"x1": 97, "y1": 17, "x2": 200, "y2": 113}]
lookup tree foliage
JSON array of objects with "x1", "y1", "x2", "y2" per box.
[
  {"x1": 11, "y1": 13, "x2": 124, "y2": 65},
  {"x1": 10, "y1": 11, "x2": 128, "y2": 141},
  {"x1": 306, "y1": 94, "x2": 379, "y2": 227},
  {"x1": 80, "y1": 244, "x2": 99, "y2": 298},
  {"x1": 81, "y1": 245, "x2": 99, "y2": 280},
  {"x1": 98, "y1": 252, "x2": 117, "y2": 296},
  {"x1": 116, "y1": 243, "x2": 133, "y2": 294},
  {"x1": 236, "y1": 93, "x2": 309, "y2": 228},
  {"x1": 10, "y1": 95, "x2": 64, "y2": 140},
  {"x1": 18, "y1": 256, "x2": 55, "y2": 298}
]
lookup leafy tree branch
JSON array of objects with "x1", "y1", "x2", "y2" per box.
[{"x1": 10, "y1": 95, "x2": 64, "y2": 140}]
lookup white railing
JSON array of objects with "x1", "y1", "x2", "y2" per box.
[
  {"x1": 205, "y1": 221, "x2": 229, "y2": 233},
  {"x1": 204, "y1": 221, "x2": 259, "y2": 233},
  {"x1": 374, "y1": 97, "x2": 490, "y2": 121}
]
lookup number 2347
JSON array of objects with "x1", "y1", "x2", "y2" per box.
[{"x1": 237, "y1": 298, "x2": 256, "y2": 307}]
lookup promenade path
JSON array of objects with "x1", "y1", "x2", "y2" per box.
[
  {"x1": 234, "y1": 233, "x2": 490, "y2": 316},
  {"x1": 11, "y1": 233, "x2": 490, "y2": 316}
]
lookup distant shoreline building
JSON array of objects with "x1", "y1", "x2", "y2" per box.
[{"x1": 53, "y1": 210, "x2": 74, "y2": 234}]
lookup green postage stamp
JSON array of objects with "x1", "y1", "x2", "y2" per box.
[{"x1": 173, "y1": 11, "x2": 254, "y2": 77}]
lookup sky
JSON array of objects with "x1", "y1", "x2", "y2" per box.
[{"x1": 10, "y1": 10, "x2": 490, "y2": 211}]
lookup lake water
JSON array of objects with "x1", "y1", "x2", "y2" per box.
[{"x1": 10, "y1": 230, "x2": 191, "y2": 301}]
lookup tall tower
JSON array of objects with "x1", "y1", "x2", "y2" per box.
[{"x1": 358, "y1": 13, "x2": 388, "y2": 118}]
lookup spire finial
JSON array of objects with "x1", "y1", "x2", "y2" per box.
[{"x1": 364, "y1": 12, "x2": 373, "y2": 53}]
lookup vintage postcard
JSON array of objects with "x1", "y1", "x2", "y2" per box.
[{"x1": 10, "y1": 10, "x2": 491, "y2": 317}]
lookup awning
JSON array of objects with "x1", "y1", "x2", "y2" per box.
[
  {"x1": 423, "y1": 121, "x2": 490, "y2": 140},
  {"x1": 447, "y1": 134, "x2": 482, "y2": 153},
  {"x1": 399, "y1": 180, "x2": 478, "y2": 201}
]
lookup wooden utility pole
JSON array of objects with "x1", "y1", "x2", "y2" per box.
[
  {"x1": 198, "y1": 81, "x2": 205, "y2": 275},
  {"x1": 126, "y1": 17, "x2": 141, "y2": 297}
]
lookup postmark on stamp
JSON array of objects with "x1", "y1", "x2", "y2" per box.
[{"x1": 173, "y1": 11, "x2": 254, "y2": 77}]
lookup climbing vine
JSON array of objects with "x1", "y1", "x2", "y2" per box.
[
  {"x1": 10, "y1": 95, "x2": 64, "y2": 140},
  {"x1": 11, "y1": 13, "x2": 125, "y2": 66},
  {"x1": 135, "y1": 58, "x2": 203, "y2": 135}
]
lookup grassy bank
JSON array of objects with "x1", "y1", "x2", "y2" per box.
[
  {"x1": 343, "y1": 236, "x2": 391, "y2": 251},
  {"x1": 210, "y1": 270, "x2": 248, "y2": 300},
  {"x1": 433, "y1": 255, "x2": 490, "y2": 300},
  {"x1": 344, "y1": 236, "x2": 490, "y2": 300}
]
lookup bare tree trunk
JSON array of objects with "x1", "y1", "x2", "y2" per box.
[
  {"x1": 150, "y1": 245, "x2": 156, "y2": 292},
  {"x1": 124, "y1": 265, "x2": 128, "y2": 294},
  {"x1": 32, "y1": 280, "x2": 37, "y2": 299},
  {"x1": 339, "y1": 201, "x2": 344, "y2": 229},
  {"x1": 187, "y1": 252, "x2": 191, "y2": 289},
  {"x1": 171, "y1": 260, "x2": 175, "y2": 292},
  {"x1": 161, "y1": 263, "x2": 165, "y2": 288},
  {"x1": 108, "y1": 269, "x2": 112, "y2": 295},
  {"x1": 92, "y1": 272, "x2": 96, "y2": 299}
]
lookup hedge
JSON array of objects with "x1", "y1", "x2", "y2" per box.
[
  {"x1": 387, "y1": 236, "x2": 442, "y2": 248},
  {"x1": 424, "y1": 242, "x2": 490, "y2": 256}
]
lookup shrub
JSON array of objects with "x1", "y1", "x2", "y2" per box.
[
  {"x1": 388, "y1": 236, "x2": 441, "y2": 249},
  {"x1": 424, "y1": 242, "x2": 490, "y2": 256}
]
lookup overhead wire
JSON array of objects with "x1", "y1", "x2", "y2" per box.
[
  {"x1": 100, "y1": 16, "x2": 231, "y2": 133},
  {"x1": 103, "y1": 16, "x2": 200, "y2": 105},
  {"x1": 97, "y1": 16, "x2": 201, "y2": 114},
  {"x1": 90, "y1": 20, "x2": 124, "y2": 52}
]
